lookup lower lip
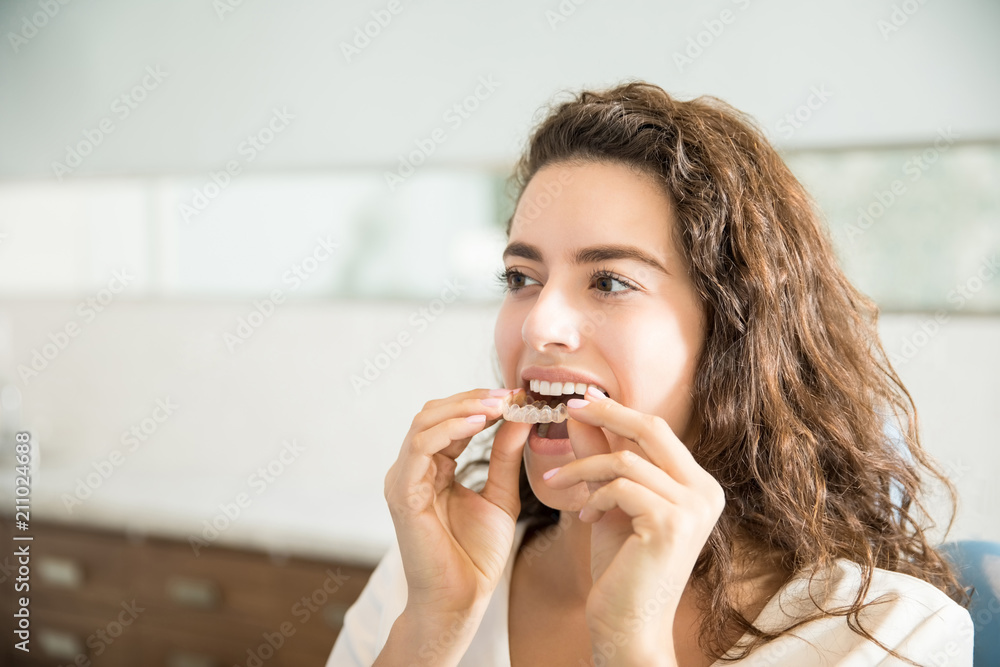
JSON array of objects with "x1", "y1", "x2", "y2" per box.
[{"x1": 527, "y1": 422, "x2": 573, "y2": 456}]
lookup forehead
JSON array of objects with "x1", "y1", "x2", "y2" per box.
[{"x1": 509, "y1": 160, "x2": 678, "y2": 260}]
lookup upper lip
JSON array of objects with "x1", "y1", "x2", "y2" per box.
[{"x1": 520, "y1": 366, "x2": 609, "y2": 396}]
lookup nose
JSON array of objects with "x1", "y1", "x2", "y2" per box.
[{"x1": 520, "y1": 279, "x2": 583, "y2": 352}]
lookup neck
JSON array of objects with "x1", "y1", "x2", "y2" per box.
[{"x1": 522, "y1": 510, "x2": 594, "y2": 606}]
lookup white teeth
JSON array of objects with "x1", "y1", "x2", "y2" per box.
[{"x1": 526, "y1": 378, "x2": 607, "y2": 398}]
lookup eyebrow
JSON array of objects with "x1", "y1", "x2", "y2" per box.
[{"x1": 501, "y1": 241, "x2": 670, "y2": 276}]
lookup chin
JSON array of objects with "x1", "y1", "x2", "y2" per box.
[{"x1": 524, "y1": 456, "x2": 589, "y2": 512}]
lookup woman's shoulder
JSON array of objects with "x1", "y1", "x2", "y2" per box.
[
  {"x1": 726, "y1": 558, "x2": 973, "y2": 665},
  {"x1": 775, "y1": 559, "x2": 959, "y2": 613}
]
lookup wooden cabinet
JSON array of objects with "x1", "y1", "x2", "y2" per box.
[{"x1": 0, "y1": 519, "x2": 374, "y2": 666}]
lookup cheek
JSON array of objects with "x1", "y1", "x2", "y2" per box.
[
  {"x1": 494, "y1": 304, "x2": 523, "y2": 382},
  {"x1": 615, "y1": 318, "x2": 697, "y2": 409}
]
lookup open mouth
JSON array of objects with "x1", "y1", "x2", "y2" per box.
[
  {"x1": 525, "y1": 389, "x2": 575, "y2": 439},
  {"x1": 534, "y1": 419, "x2": 568, "y2": 439},
  {"x1": 502, "y1": 379, "x2": 608, "y2": 438}
]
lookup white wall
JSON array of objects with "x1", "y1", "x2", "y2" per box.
[{"x1": 1, "y1": 0, "x2": 998, "y2": 179}]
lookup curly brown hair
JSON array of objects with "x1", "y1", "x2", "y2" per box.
[{"x1": 457, "y1": 80, "x2": 969, "y2": 663}]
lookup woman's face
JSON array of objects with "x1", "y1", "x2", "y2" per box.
[{"x1": 494, "y1": 160, "x2": 707, "y2": 512}]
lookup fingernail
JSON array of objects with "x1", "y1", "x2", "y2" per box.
[
  {"x1": 586, "y1": 386, "x2": 607, "y2": 400},
  {"x1": 466, "y1": 414, "x2": 486, "y2": 423},
  {"x1": 480, "y1": 398, "x2": 501, "y2": 407},
  {"x1": 542, "y1": 467, "x2": 561, "y2": 481},
  {"x1": 488, "y1": 388, "x2": 513, "y2": 397},
  {"x1": 566, "y1": 398, "x2": 589, "y2": 409}
]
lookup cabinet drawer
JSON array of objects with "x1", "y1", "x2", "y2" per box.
[
  {"x1": 138, "y1": 622, "x2": 331, "y2": 667},
  {"x1": 263, "y1": 558, "x2": 371, "y2": 654},
  {"x1": 24, "y1": 522, "x2": 137, "y2": 614},
  {"x1": 136, "y1": 537, "x2": 284, "y2": 621},
  {"x1": 135, "y1": 537, "x2": 371, "y2": 633},
  {"x1": 7, "y1": 606, "x2": 138, "y2": 667}
]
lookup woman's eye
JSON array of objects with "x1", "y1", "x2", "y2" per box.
[
  {"x1": 594, "y1": 274, "x2": 629, "y2": 293},
  {"x1": 511, "y1": 272, "x2": 539, "y2": 290},
  {"x1": 496, "y1": 268, "x2": 539, "y2": 292}
]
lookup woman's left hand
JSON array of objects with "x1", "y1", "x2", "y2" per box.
[{"x1": 541, "y1": 390, "x2": 726, "y2": 664}]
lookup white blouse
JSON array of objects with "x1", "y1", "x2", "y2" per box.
[{"x1": 327, "y1": 521, "x2": 973, "y2": 666}]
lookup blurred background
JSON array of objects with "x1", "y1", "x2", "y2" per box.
[{"x1": 0, "y1": 0, "x2": 998, "y2": 665}]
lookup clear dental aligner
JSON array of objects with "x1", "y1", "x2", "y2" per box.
[{"x1": 501, "y1": 389, "x2": 569, "y2": 424}]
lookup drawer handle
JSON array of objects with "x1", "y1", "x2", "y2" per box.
[
  {"x1": 165, "y1": 576, "x2": 221, "y2": 608},
  {"x1": 38, "y1": 628, "x2": 84, "y2": 659},
  {"x1": 37, "y1": 556, "x2": 85, "y2": 588},
  {"x1": 322, "y1": 601, "x2": 352, "y2": 628},
  {"x1": 167, "y1": 650, "x2": 218, "y2": 667}
]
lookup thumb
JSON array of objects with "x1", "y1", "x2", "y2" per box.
[{"x1": 480, "y1": 419, "x2": 530, "y2": 519}]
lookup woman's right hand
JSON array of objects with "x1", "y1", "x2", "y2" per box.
[{"x1": 383, "y1": 388, "x2": 530, "y2": 625}]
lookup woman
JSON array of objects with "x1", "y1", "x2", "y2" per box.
[{"x1": 329, "y1": 81, "x2": 973, "y2": 666}]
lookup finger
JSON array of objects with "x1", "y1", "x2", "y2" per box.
[
  {"x1": 543, "y1": 450, "x2": 686, "y2": 503},
  {"x1": 480, "y1": 419, "x2": 531, "y2": 519},
  {"x1": 408, "y1": 389, "x2": 511, "y2": 459},
  {"x1": 389, "y1": 415, "x2": 493, "y2": 515},
  {"x1": 565, "y1": 417, "x2": 611, "y2": 496},
  {"x1": 579, "y1": 477, "x2": 674, "y2": 540},
  {"x1": 408, "y1": 388, "x2": 518, "y2": 440},
  {"x1": 566, "y1": 394, "x2": 701, "y2": 486},
  {"x1": 418, "y1": 387, "x2": 510, "y2": 413},
  {"x1": 410, "y1": 414, "x2": 494, "y2": 459},
  {"x1": 441, "y1": 389, "x2": 523, "y2": 458}
]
